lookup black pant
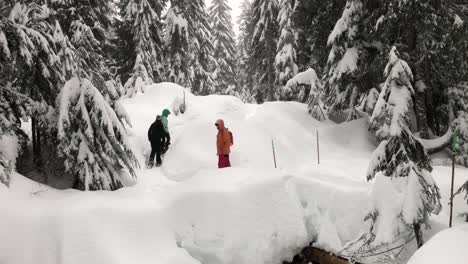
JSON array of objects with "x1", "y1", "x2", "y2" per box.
[
  {"x1": 149, "y1": 140, "x2": 162, "y2": 164},
  {"x1": 162, "y1": 132, "x2": 170, "y2": 149}
]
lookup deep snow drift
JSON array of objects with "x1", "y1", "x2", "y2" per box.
[
  {"x1": 1, "y1": 82, "x2": 467, "y2": 264},
  {"x1": 408, "y1": 224, "x2": 468, "y2": 264}
]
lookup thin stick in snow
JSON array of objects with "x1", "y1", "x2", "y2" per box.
[
  {"x1": 449, "y1": 128, "x2": 457, "y2": 227},
  {"x1": 317, "y1": 130, "x2": 320, "y2": 165},
  {"x1": 272, "y1": 139, "x2": 277, "y2": 169},
  {"x1": 181, "y1": 91, "x2": 186, "y2": 114}
]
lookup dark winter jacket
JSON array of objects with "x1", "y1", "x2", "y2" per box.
[{"x1": 148, "y1": 116, "x2": 165, "y2": 143}]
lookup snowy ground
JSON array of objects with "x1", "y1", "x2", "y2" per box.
[{"x1": 1, "y1": 83, "x2": 467, "y2": 264}]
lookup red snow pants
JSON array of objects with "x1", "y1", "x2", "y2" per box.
[{"x1": 218, "y1": 154, "x2": 231, "y2": 169}]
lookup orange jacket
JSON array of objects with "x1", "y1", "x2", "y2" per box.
[{"x1": 216, "y1": 119, "x2": 231, "y2": 155}]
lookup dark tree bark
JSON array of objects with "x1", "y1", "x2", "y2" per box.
[
  {"x1": 414, "y1": 223, "x2": 424, "y2": 248},
  {"x1": 36, "y1": 125, "x2": 41, "y2": 166},
  {"x1": 415, "y1": 88, "x2": 430, "y2": 139},
  {"x1": 32, "y1": 118, "x2": 37, "y2": 156}
]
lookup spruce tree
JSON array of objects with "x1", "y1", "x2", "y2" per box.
[
  {"x1": 49, "y1": 0, "x2": 112, "y2": 47},
  {"x1": 236, "y1": 0, "x2": 255, "y2": 102},
  {"x1": 284, "y1": 68, "x2": 326, "y2": 121},
  {"x1": 291, "y1": 0, "x2": 344, "y2": 73},
  {"x1": 57, "y1": 73, "x2": 139, "y2": 191},
  {"x1": 164, "y1": 1, "x2": 190, "y2": 87},
  {"x1": 275, "y1": 0, "x2": 298, "y2": 87},
  {"x1": 164, "y1": 0, "x2": 215, "y2": 94},
  {"x1": 209, "y1": 0, "x2": 236, "y2": 94},
  {"x1": 70, "y1": 19, "x2": 109, "y2": 92},
  {"x1": 49, "y1": 0, "x2": 119, "y2": 106},
  {"x1": 364, "y1": 47, "x2": 441, "y2": 252},
  {"x1": 187, "y1": 0, "x2": 215, "y2": 95},
  {"x1": 0, "y1": 82, "x2": 33, "y2": 187},
  {"x1": 124, "y1": 54, "x2": 151, "y2": 97},
  {"x1": 120, "y1": 0, "x2": 164, "y2": 97},
  {"x1": 363, "y1": 0, "x2": 468, "y2": 138},
  {"x1": 250, "y1": 0, "x2": 279, "y2": 103},
  {"x1": 452, "y1": 85, "x2": 468, "y2": 217},
  {"x1": 1, "y1": 2, "x2": 63, "y2": 169},
  {"x1": 53, "y1": 20, "x2": 76, "y2": 80},
  {"x1": 323, "y1": 0, "x2": 364, "y2": 121}
]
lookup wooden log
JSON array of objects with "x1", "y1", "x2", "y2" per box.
[{"x1": 301, "y1": 247, "x2": 362, "y2": 264}]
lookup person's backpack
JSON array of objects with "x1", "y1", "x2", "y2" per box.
[{"x1": 228, "y1": 130, "x2": 233, "y2": 146}]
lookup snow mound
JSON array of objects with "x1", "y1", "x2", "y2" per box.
[{"x1": 408, "y1": 225, "x2": 468, "y2": 264}]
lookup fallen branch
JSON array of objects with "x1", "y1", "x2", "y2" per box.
[{"x1": 417, "y1": 128, "x2": 452, "y2": 155}]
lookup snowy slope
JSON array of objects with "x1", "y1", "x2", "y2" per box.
[
  {"x1": 408, "y1": 224, "x2": 468, "y2": 264},
  {"x1": 1, "y1": 82, "x2": 467, "y2": 264}
]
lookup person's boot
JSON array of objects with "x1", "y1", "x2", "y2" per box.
[
  {"x1": 146, "y1": 160, "x2": 154, "y2": 169},
  {"x1": 155, "y1": 162, "x2": 162, "y2": 167}
]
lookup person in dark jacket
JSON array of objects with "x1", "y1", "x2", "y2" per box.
[{"x1": 147, "y1": 115, "x2": 165, "y2": 167}]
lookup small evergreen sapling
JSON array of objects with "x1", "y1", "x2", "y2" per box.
[
  {"x1": 284, "y1": 68, "x2": 326, "y2": 121},
  {"x1": 124, "y1": 54, "x2": 152, "y2": 97},
  {"x1": 362, "y1": 47, "x2": 441, "y2": 255}
]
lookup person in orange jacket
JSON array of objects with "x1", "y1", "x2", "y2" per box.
[{"x1": 215, "y1": 119, "x2": 232, "y2": 168}]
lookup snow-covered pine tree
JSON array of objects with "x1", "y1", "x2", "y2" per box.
[
  {"x1": 187, "y1": 0, "x2": 215, "y2": 95},
  {"x1": 50, "y1": 0, "x2": 121, "y2": 110},
  {"x1": 53, "y1": 20, "x2": 76, "y2": 80},
  {"x1": 369, "y1": 47, "x2": 413, "y2": 141},
  {"x1": 1, "y1": 2, "x2": 65, "y2": 167},
  {"x1": 121, "y1": 0, "x2": 164, "y2": 97},
  {"x1": 250, "y1": 0, "x2": 279, "y2": 103},
  {"x1": 323, "y1": 0, "x2": 364, "y2": 121},
  {"x1": 209, "y1": 0, "x2": 236, "y2": 94},
  {"x1": 57, "y1": 75, "x2": 139, "y2": 191},
  {"x1": 105, "y1": 78, "x2": 131, "y2": 126},
  {"x1": 285, "y1": 68, "x2": 326, "y2": 121},
  {"x1": 68, "y1": 17, "x2": 131, "y2": 128},
  {"x1": 70, "y1": 19, "x2": 109, "y2": 90},
  {"x1": 363, "y1": 47, "x2": 441, "y2": 253},
  {"x1": 291, "y1": 0, "x2": 344, "y2": 73},
  {"x1": 124, "y1": 54, "x2": 151, "y2": 97},
  {"x1": 275, "y1": 0, "x2": 298, "y2": 88},
  {"x1": 164, "y1": 2, "x2": 190, "y2": 87},
  {"x1": 363, "y1": 0, "x2": 468, "y2": 138},
  {"x1": 0, "y1": 154, "x2": 11, "y2": 187},
  {"x1": 452, "y1": 83, "x2": 468, "y2": 217},
  {"x1": 7, "y1": 2, "x2": 64, "y2": 105},
  {"x1": 49, "y1": 0, "x2": 112, "y2": 47},
  {"x1": 0, "y1": 82, "x2": 33, "y2": 187},
  {"x1": 0, "y1": 11, "x2": 42, "y2": 183},
  {"x1": 236, "y1": 0, "x2": 255, "y2": 102},
  {"x1": 449, "y1": 83, "x2": 468, "y2": 166}
]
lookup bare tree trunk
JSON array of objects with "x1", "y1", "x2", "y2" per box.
[
  {"x1": 415, "y1": 87, "x2": 430, "y2": 139},
  {"x1": 36, "y1": 125, "x2": 41, "y2": 165},
  {"x1": 425, "y1": 87, "x2": 435, "y2": 133},
  {"x1": 414, "y1": 223, "x2": 424, "y2": 248},
  {"x1": 32, "y1": 118, "x2": 37, "y2": 156}
]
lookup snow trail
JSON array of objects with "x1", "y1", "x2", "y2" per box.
[{"x1": 0, "y1": 82, "x2": 467, "y2": 264}]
